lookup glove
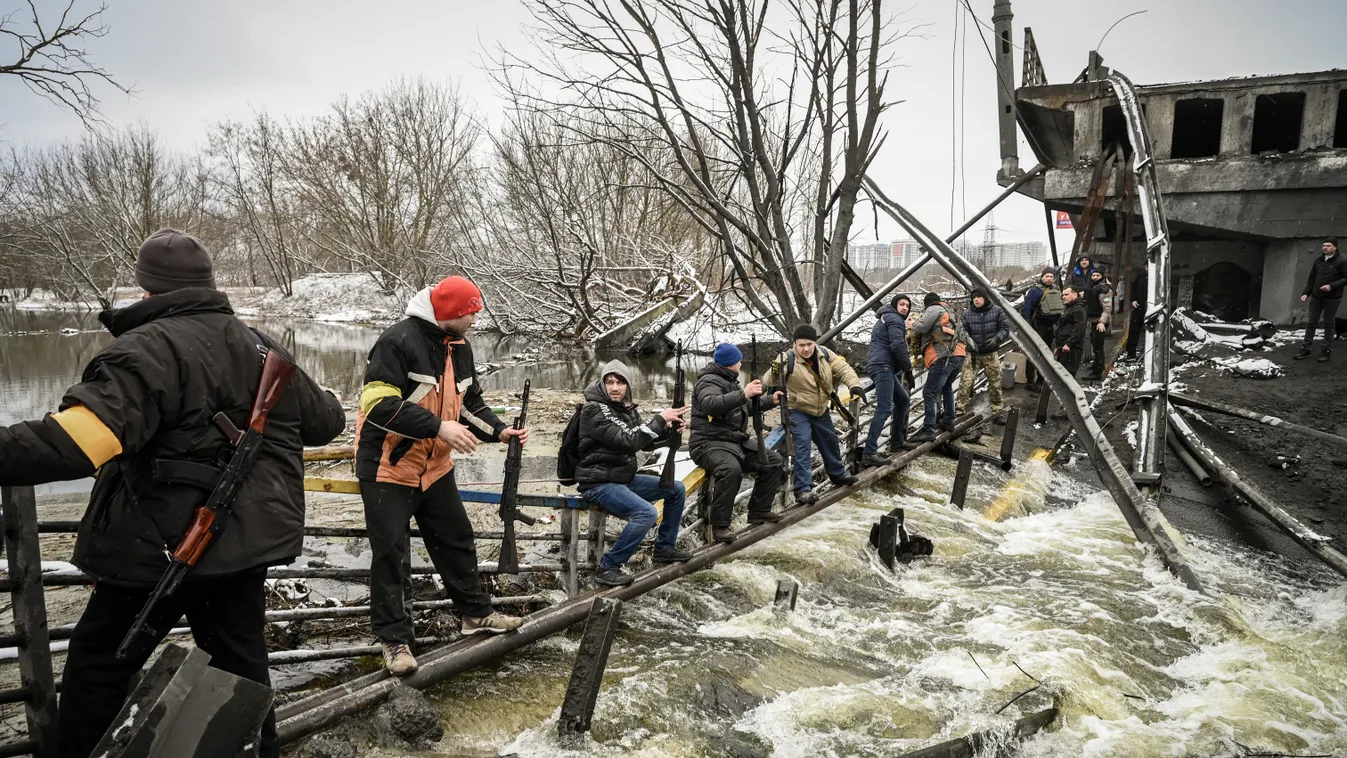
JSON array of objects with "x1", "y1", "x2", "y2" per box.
[{"x1": 836, "y1": 386, "x2": 852, "y2": 405}]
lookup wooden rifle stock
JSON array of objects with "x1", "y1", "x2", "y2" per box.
[{"x1": 659, "y1": 341, "x2": 685, "y2": 488}]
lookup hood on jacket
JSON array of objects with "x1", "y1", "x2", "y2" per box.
[
  {"x1": 698, "y1": 362, "x2": 738, "y2": 382},
  {"x1": 586, "y1": 359, "x2": 636, "y2": 406},
  {"x1": 405, "y1": 287, "x2": 437, "y2": 324},
  {"x1": 876, "y1": 304, "x2": 901, "y2": 321},
  {"x1": 100, "y1": 287, "x2": 234, "y2": 337}
]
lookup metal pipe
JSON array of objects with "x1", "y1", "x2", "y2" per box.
[
  {"x1": 1168, "y1": 406, "x2": 1347, "y2": 579},
  {"x1": 819, "y1": 164, "x2": 1045, "y2": 345},
  {"x1": 274, "y1": 414, "x2": 988, "y2": 744},
  {"x1": 269, "y1": 637, "x2": 447, "y2": 666},
  {"x1": 34, "y1": 521, "x2": 567, "y2": 542},
  {"x1": 1170, "y1": 392, "x2": 1347, "y2": 449},
  {"x1": 861, "y1": 176, "x2": 1205, "y2": 594},
  {"x1": 991, "y1": 0, "x2": 1020, "y2": 181},
  {"x1": 1165, "y1": 428, "x2": 1212, "y2": 487}
]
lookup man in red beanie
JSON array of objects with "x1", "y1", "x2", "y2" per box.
[{"x1": 355, "y1": 275, "x2": 528, "y2": 676}]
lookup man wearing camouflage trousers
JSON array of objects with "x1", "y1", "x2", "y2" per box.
[{"x1": 957, "y1": 287, "x2": 1009, "y2": 424}]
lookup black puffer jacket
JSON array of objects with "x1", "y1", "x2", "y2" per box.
[
  {"x1": 1304, "y1": 252, "x2": 1347, "y2": 299},
  {"x1": 1055, "y1": 299, "x2": 1088, "y2": 352},
  {"x1": 961, "y1": 291, "x2": 1009, "y2": 354},
  {"x1": 0, "y1": 288, "x2": 345, "y2": 587},
  {"x1": 689, "y1": 362, "x2": 777, "y2": 460},
  {"x1": 575, "y1": 360, "x2": 670, "y2": 488},
  {"x1": 866, "y1": 305, "x2": 912, "y2": 372}
]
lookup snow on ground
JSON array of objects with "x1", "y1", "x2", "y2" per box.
[
  {"x1": 233, "y1": 273, "x2": 407, "y2": 324},
  {"x1": 666, "y1": 290, "x2": 880, "y2": 354},
  {"x1": 1210, "y1": 355, "x2": 1284, "y2": 379}
]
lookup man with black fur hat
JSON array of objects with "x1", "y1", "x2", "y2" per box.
[
  {"x1": 957, "y1": 288, "x2": 1008, "y2": 423},
  {"x1": 1082, "y1": 268, "x2": 1113, "y2": 380},
  {"x1": 1295, "y1": 238, "x2": 1347, "y2": 363},
  {"x1": 690, "y1": 343, "x2": 785, "y2": 542},
  {"x1": 0, "y1": 229, "x2": 346, "y2": 758},
  {"x1": 764, "y1": 324, "x2": 862, "y2": 505}
]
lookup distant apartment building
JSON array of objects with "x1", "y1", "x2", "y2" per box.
[{"x1": 847, "y1": 240, "x2": 1046, "y2": 272}]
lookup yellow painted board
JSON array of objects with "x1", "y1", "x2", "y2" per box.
[{"x1": 305, "y1": 477, "x2": 362, "y2": 494}]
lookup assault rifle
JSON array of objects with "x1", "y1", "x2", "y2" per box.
[
  {"x1": 750, "y1": 336, "x2": 766, "y2": 455},
  {"x1": 117, "y1": 348, "x2": 297, "y2": 660},
  {"x1": 498, "y1": 380, "x2": 536, "y2": 574},
  {"x1": 658, "y1": 341, "x2": 685, "y2": 488}
]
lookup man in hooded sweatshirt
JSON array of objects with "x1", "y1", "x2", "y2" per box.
[
  {"x1": 956, "y1": 288, "x2": 1008, "y2": 423},
  {"x1": 1021, "y1": 268, "x2": 1063, "y2": 387},
  {"x1": 862, "y1": 294, "x2": 914, "y2": 467},
  {"x1": 576, "y1": 360, "x2": 692, "y2": 586},
  {"x1": 910, "y1": 293, "x2": 968, "y2": 443},
  {"x1": 355, "y1": 275, "x2": 529, "y2": 677},
  {"x1": 689, "y1": 344, "x2": 785, "y2": 543},
  {"x1": 1063, "y1": 254, "x2": 1097, "y2": 293},
  {"x1": 0, "y1": 229, "x2": 346, "y2": 758}
]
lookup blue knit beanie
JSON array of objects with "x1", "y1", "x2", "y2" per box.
[{"x1": 713, "y1": 343, "x2": 743, "y2": 366}]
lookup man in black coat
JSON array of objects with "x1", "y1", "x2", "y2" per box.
[
  {"x1": 1082, "y1": 269, "x2": 1113, "y2": 380},
  {"x1": 689, "y1": 343, "x2": 785, "y2": 543},
  {"x1": 1126, "y1": 268, "x2": 1148, "y2": 361},
  {"x1": 956, "y1": 288, "x2": 1009, "y2": 422},
  {"x1": 577, "y1": 360, "x2": 692, "y2": 587},
  {"x1": 1050, "y1": 285, "x2": 1088, "y2": 419},
  {"x1": 1295, "y1": 238, "x2": 1347, "y2": 362},
  {"x1": 0, "y1": 229, "x2": 346, "y2": 758}
]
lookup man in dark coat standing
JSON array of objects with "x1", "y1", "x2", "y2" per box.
[
  {"x1": 689, "y1": 344, "x2": 785, "y2": 542},
  {"x1": 1082, "y1": 269, "x2": 1113, "y2": 380},
  {"x1": 956, "y1": 288, "x2": 1009, "y2": 423},
  {"x1": 0, "y1": 229, "x2": 346, "y2": 758},
  {"x1": 1050, "y1": 285, "x2": 1089, "y2": 419},
  {"x1": 1295, "y1": 238, "x2": 1347, "y2": 362},
  {"x1": 862, "y1": 294, "x2": 914, "y2": 467},
  {"x1": 1126, "y1": 268, "x2": 1148, "y2": 362}
]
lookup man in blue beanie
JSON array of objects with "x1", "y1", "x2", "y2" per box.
[{"x1": 689, "y1": 342, "x2": 785, "y2": 542}]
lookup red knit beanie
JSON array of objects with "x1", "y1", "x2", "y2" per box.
[{"x1": 430, "y1": 276, "x2": 484, "y2": 321}]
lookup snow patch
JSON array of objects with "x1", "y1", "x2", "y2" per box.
[
  {"x1": 1211, "y1": 356, "x2": 1283, "y2": 379},
  {"x1": 238, "y1": 273, "x2": 408, "y2": 324}
]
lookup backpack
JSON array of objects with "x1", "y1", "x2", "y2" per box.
[
  {"x1": 1034, "y1": 284, "x2": 1064, "y2": 318},
  {"x1": 557, "y1": 403, "x2": 585, "y2": 486}
]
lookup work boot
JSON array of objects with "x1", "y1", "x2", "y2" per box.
[
  {"x1": 794, "y1": 490, "x2": 818, "y2": 506},
  {"x1": 1050, "y1": 409, "x2": 1068, "y2": 420},
  {"x1": 888, "y1": 439, "x2": 915, "y2": 453},
  {"x1": 748, "y1": 510, "x2": 783, "y2": 524},
  {"x1": 653, "y1": 547, "x2": 695, "y2": 563},
  {"x1": 861, "y1": 452, "x2": 890, "y2": 469},
  {"x1": 462, "y1": 611, "x2": 524, "y2": 635},
  {"x1": 594, "y1": 567, "x2": 634, "y2": 587},
  {"x1": 711, "y1": 526, "x2": 737, "y2": 543},
  {"x1": 937, "y1": 420, "x2": 955, "y2": 433},
  {"x1": 830, "y1": 473, "x2": 859, "y2": 487},
  {"x1": 910, "y1": 428, "x2": 937, "y2": 444},
  {"x1": 1319, "y1": 348, "x2": 1331, "y2": 363},
  {"x1": 1294, "y1": 347, "x2": 1313, "y2": 360},
  {"x1": 992, "y1": 411, "x2": 1007, "y2": 426},
  {"x1": 381, "y1": 642, "x2": 418, "y2": 677}
]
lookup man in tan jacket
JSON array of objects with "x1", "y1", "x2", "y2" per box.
[{"x1": 764, "y1": 324, "x2": 862, "y2": 505}]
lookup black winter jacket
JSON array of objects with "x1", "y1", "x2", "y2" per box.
[
  {"x1": 1304, "y1": 253, "x2": 1347, "y2": 299},
  {"x1": 866, "y1": 305, "x2": 912, "y2": 372},
  {"x1": 0, "y1": 288, "x2": 346, "y2": 586},
  {"x1": 1055, "y1": 300, "x2": 1088, "y2": 352},
  {"x1": 688, "y1": 363, "x2": 777, "y2": 460},
  {"x1": 575, "y1": 361, "x2": 670, "y2": 488},
  {"x1": 962, "y1": 301, "x2": 1009, "y2": 354}
]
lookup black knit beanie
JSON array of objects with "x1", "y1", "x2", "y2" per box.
[
  {"x1": 1326, "y1": 237, "x2": 1339, "y2": 249},
  {"x1": 792, "y1": 323, "x2": 819, "y2": 342},
  {"x1": 135, "y1": 228, "x2": 215, "y2": 293},
  {"x1": 923, "y1": 292, "x2": 941, "y2": 307}
]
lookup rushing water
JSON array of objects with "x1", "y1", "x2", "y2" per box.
[{"x1": 6, "y1": 310, "x2": 1346, "y2": 757}]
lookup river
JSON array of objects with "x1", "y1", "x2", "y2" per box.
[{"x1": 4, "y1": 309, "x2": 1345, "y2": 757}]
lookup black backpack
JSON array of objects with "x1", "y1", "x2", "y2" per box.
[{"x1": 557, "y1": 403, "x2": 585, "y2": 486}]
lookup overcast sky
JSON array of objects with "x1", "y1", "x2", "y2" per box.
[{"x1": 2, "y1": 0, "x2": 1344, "y2": 256}]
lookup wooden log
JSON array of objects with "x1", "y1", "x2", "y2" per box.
[
  {"x1": 896, "y1": 707, "x2": 1058, "y2": 758},
  {"x1": 1, "y1": 486, "x2": 57, "y2": 757}
]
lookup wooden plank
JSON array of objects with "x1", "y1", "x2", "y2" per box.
[{"x1": 1, "y1": 486, "x2": 58, "y2": 757}]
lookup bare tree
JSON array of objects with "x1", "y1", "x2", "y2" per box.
[
  {"x1": 284, "y1": 78, "x2": 481, "y2": 293},
  {"x1": 209, "y1": 113, "x2": 302, "y2": 295},
  {"x1": 0, "y1": 1, "x2": 129, "y2": 124},
  {"x1": 504, "y1": 0, "x2": 903, "y2": 334}
]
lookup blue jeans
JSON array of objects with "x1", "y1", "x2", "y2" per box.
[
  {"x1": 864, "y1": 364, "x2": 910, "y2": 454},
  {"x1": 581, "y1": 475, "x2": 686, "y2": 570},
  {"x1": 789, "y1": 409, "x2": 849, "y2": 493},
  {"x1": 920, "y1": 356, "x2": 965, "y2": 431}
]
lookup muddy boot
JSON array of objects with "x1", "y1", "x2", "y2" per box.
[
  {"x1": 860, "y1": 452, "x2": 890, "y2": 468},
  {"x1": 992, "y1": 410, "x2": 1007, "y2": 426},
  {"x1": 1294, "y1": 346, "x2": 1313, "y2": 360},
  {"x1": 830, "y1": 473, "x2": 859, "y2": 487},
  {"x1": 594, "y1": 567, "x2": 634, "y2": 587},
  {"x1": 653, "y1": 547, "x2": 695, "y2": 563},
  {"x1": 794, "y1": 490, "x2": 818, "y2": 506},
  {"x1": 937, "y1": 420, "x2": 955, "y2": 433},
  {"x1": 748, "y1": 510, "x2": 783, "y2": 525},
  {"x1": 381, "y1": 642, "x2": 418, "y2": 677},
  {"x1": 711, "y1": 526, "x2": 737, "y2": 543},
  {"x1": 910, "y1": 428, "x2": 937, "y2": 444},
  {"x1": 462, "y1": 611, "x2": 524, "y2": 635},
  {"x1": 1319, "y1": 347, "x2": 1331, "y2": 363}
]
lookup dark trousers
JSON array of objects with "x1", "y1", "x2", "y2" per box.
[
  {"x1": 863, "y1": 363, "x2": 910, "y2": 454},
  {"x1": 1304, "y1": 297, "x2": 1342, "y2": 347},
  {"x1": 1126, "y1": 308, "x2": 1145, "y2": 359},
  {"x1": 362, "y1": 472, "x2": 493, "y2": 644},
  {"x1": 695, "y1": 446, "x2": 783, "y2": 526},
  {"x1": 1026, "y1": 318, "x2": 1057, "y2": 383},
  {"x1": 1087, "y1": 319, "x2": 1107, "y2": 376},
  {"x1": 58, "y1": 571, "x2": 275, "y2": 758},
  {"x1": 1057, "y1": 345, "x2": 1083, "y2": 376},
  {"x1": 920, "y1": 356, "x2": 964, "y2": 431}
]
